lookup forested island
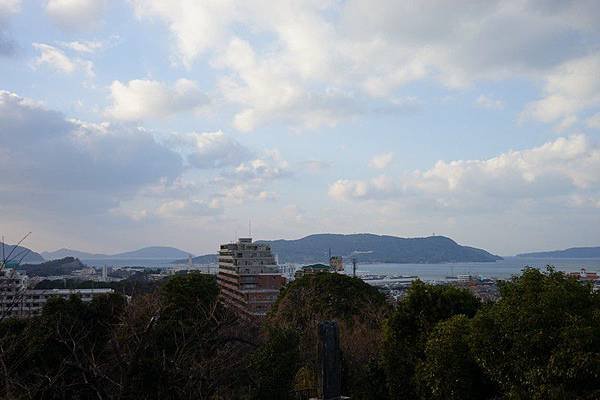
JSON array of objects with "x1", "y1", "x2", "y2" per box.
[{"x1": 179, "y1": 233, "x2": 502, "y2": 264}]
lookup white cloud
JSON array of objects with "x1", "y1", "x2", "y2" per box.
[
  {"x1": 522, "y1": 53, "x2": 600, "y2": 126},
  {"x1": 0, "y1": 90, "x2": 183, "y2": 215},
  {"x1": 329, "y1": 179, "x2": 369, "y2": 200},
  {"x1": 45, "y1": 0, "x2": 106, "y2": 31},
  {"x1": 58, "y1": 40, "x2": 104, "y2": 54},
  {"x1": 369, "y1": 152, "x2": 394, "y2": 169},
  {"x1": 300, "y1": 160, "x2": 330, "y2": 174},
  {"x1": 216, "y1": 37, "x2": 361, "y2": 132},
  {"x1": 586, "y1": 113, "x2": 600, "y2": 130},
  {"x1": 233, "y1": 149, "x2": 290, "y2": 181},
  {"x1": 555, "y1": 115, "x2": 578, "y2": 132},
  {"x1": 207, "y1": 148, "x2": 292, "y2": 204},
  {"x1": 32, "y1": 43, "x2": 94, "y2": 77},
  {"x1": 155, "y1": 199, "x2": 222, "y2": 218},
  {"x1": 131, "y1": 0, "x2": 600, "y2": 131},
  {"x1": 106, "y1": 79, "x2": 208, "y2": 121},
  {"x1": 131, "y1": 0, "x2": 236, "y2": 67},
  {"x1": 220, "y1": 184, "x2": 277, "y2": 203},
  {"x1": 165, "y1": 130, "x2": 251, "y2": 169},
  {"x1": 281, "y1": 204, "x2": 306, "y2": 223},
  {"x1": 0, "y1": 89, "x2": 288, "y2": 229},
  {"x1": 0, "y1": 0, "x2": 20, "y2": 16},
  {"x1": 476, "y1": 95, "x2": 504, "y2": 110},
  {"x1": 330, "y1": 135, "x2": 600, "y2": 208}
]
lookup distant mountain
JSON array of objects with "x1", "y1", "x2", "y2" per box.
[
  {"x1": 42, "y1": 248, "x2": 108, "y2": 260},
  {"x1": 17, "y1": 257, "x2": 84, "y2": 277},
  {"x1": 259, "y1": 234, "x2": 502, "y2": 264},
  {"x1": 0, "y1": 242, "x2": 44, "y2": 264},
  {"x1": 114, "y1": 246, "x2": 192, "y2": 259},
  {"x1": 517, "y1": 246, "x2": 600, "y2": 259},
  {"x1": 43, "y1": 246, "x2": 193, "y2": 260}
]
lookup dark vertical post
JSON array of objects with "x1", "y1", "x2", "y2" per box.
[{"x1": 319, "y1": 320, "x2": 342, "y2": 400}]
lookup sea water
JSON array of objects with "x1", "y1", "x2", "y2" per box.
[
  {"x1": 348, "y1": 257, "x2": 600, "y2": 281},
  {"x1": 82, "y1": 256, "x2": 600, "y2": 282}
]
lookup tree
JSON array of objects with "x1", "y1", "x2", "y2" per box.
[
  {"x1": 247, "y1": 327, "x2": 301, "y2": 400},
  {"x1": 112, "y1": 272, "x2": 258, "y2": 399},
  {"x1": 470, "y1": 267, "x2": 600, "y2": 399},
  {"x1": 159, "y1": 272, "x2": 219, "y2": 318},
  {"x1": 383, "y1": 280, "x2": 481, "y2": 399},
  {"x1": 0, "y1": 272, "x2": 257, "y2": 400},
  {"x1": 415, "y1": 315, "x2": 494, "y2": 400},
  {"x1": 0, "y1": 293, "x2": 126, "y2": 399},
  {"x1": 265, "y1": 273, "x2": 391, "y2": 399}
]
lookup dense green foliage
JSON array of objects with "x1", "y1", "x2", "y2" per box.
[
  {"x1": 266, "y1": 273, "x2": 391, "y2": 399},
  {"x1": 0, "y1": 273, "x2": 256, "y2": 399},
  {"x1": 1, "y1": 267, "x2": 600, "y2": 399},
  {"x1": 415, "y1": 315, "x2": 493, "y2": 400},
  {"x1": 16, "y1": 257, "x2": 84, "y2": 276},
  {"x1": 246, "y1": 327, "x2": 301, "y2": 400},
  {"x1": 383, "y1": 280, "x2": 481, "y2": 398},
  {"x1": 470, "y1": 268, "x2": 600, "y2": 399},
  {"x1": 1, "y1": 293, "x2": 126, "y2": 399},
  {"x1": 269, "y1": 272, "x2": 389, "y2": 329}
]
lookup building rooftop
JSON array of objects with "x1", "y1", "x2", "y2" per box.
[{"x1": 301, "y1": 264, "x2": 331, "y2": 271}]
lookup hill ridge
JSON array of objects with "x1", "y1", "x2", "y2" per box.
[
  {"x1": 177, "y1": 233, "x2": 500, "y2": 264},
  {"x1": 42, "y1": 246, "x2": 193, "y2": 261},
  {"x1": 517, "y1": 246, "x2": 600, "y2": 258},
  {"x1": 0, "y1": 242, "x2": 45, "y2": 264}
]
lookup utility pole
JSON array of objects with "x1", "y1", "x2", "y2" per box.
[{"x1": 352, "y1": 258, "x2": 357, "y2": 278}]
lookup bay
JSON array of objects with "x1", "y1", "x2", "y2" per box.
[
  {"x1": 347, "y1": 256, "x2": 600, "y2": 281},
  {"x1": 81, "y1": 256, "x2": 600, "y2": 282}
]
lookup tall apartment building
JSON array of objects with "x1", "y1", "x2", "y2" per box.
[
  {"x1": 0, "y1": 268, "x2": 114, "y2": 318},
  {"x1": 217, "y1": 238, "x2": 286, "y2": 317}
]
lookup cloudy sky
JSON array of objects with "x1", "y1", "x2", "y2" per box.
[{"x1": 1, "y1": 0, "x2": 599, "y2": 256}]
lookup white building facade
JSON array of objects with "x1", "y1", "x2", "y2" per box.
[{"x1": 0, "y1": 268, "x2": 114, "y2": 318}]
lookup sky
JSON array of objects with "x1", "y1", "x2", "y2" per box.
[{"x1": 0, "y1": 0, "x2": 599, "y2": 256}]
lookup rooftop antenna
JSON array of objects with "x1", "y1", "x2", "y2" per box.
[{"x1": 249, "y1": 219, "x2": 252, "y2": 237}]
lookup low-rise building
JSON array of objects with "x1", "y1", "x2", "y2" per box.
[
  {"x1": 294, "y1": 263, "x2": 332, "y2": 279},
  {"x1": 567, "y1": 268, "x2": 599, "y2": 281},
  {"x1": 0, "y1": 268, "x2": 113, "y2": 318}
]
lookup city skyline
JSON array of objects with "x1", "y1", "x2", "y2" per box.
[{"x1": 1, "y1": 1, "x2": 600, "y2": 255}]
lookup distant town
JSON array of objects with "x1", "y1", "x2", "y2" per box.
[{"x1": 2, "y1": 235, "x2": 599, "y2": 319}]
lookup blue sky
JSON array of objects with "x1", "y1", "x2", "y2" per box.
[{"x1": 1, "y1": 0, "x2": 599, "y2": 256}]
